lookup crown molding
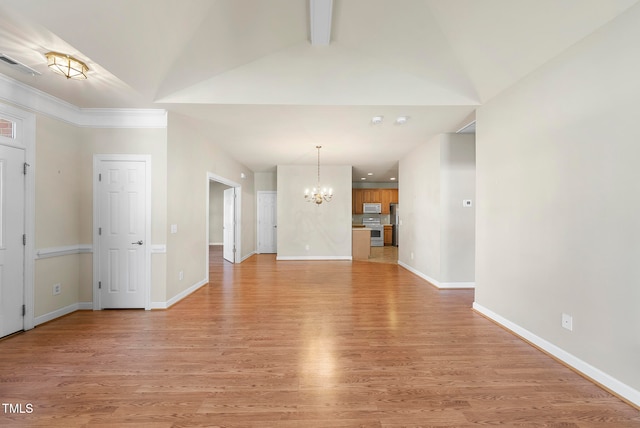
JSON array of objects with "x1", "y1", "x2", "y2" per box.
[{"x1": 0, "y1": 73, "x2": 167, "y2": 128}]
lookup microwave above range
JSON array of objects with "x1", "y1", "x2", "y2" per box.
[{"x1": 363, "y1": 203, "x2": 381, "y2": 214}]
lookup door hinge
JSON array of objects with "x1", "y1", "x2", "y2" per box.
[
  {"x1": 23, "y1": 234, "x2": 26, "y2": 246},
  {"x1": 98, "y1": 173, "x2": 102, "y2": 182},
  {"x1": 22, "y1": 304, "x2": 26, "y2": 316},
  {"x1": 98, "y1": 227, "x2": 102, "y2": 236},
  {"x1": 98, "y1": 281, "x2": 102, "y2": 289},
  {"x1": 23, "y1": 162, "x2": 30, "y2": 175}
]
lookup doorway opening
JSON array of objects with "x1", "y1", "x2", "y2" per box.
[{"x1": 206, "y1": 173, "x2": 242, "y2": 276}]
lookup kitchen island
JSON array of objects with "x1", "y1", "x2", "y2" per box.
[{"x1": 352, "y1": 227, "x2": 371, "y2": 260}]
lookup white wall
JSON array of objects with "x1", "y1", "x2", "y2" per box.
[
  {"x1": 255, "y1": 171, "x2": 277, "y2": 191},
  {"x1": 33, "y1": 114, "x2": 168, "y2": 316},
  {"x1": 475, "y1": 3, "x2": 640, "y2": 402},
  {"x1": 398, "y1": 135, "x2": 441, "y2": 280},
  {"x1": 167, "y1": 112, "x2": 255, "y2": 302},
  {"x1": 398, "y1": 133, "x2": 475, "y2": 286},
  {"x1": 440, "y1": 134, "x2": 475, "y2": 283},
  {"x1": 277, "y1": 165, "x2": 352, "y2": 259}
]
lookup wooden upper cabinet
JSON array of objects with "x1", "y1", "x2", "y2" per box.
[
  {"x1": 390, "y1": 188, "x2": 398, "y2": 204},
  {"x1": 380, "y1": 190, "x2": 391, "y2": 214},
  {"x1": 353, "y1": 189, "x2": 365, "y2": 214},
  {"x1": 362, "y1": 189, "x2": 380, "y2": 203},
  {"x1": 352, "y1": 188, "x2": 399, "y2": 214}
]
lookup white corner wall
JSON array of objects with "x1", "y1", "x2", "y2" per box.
[
  {"x1": 398, "y1": 135, "x2": 441, "y2": 280},
  {"x1": 277, "y1": 165, "x2": 352, "y2": 259},
  {"x1": 475, "y1": 3, "x2": 640, "y2": 404},
  {"x1": 398, "y1": 133, "x2": 476, "y2": 287}
]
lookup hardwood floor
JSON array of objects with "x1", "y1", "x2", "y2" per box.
[
  {"x1": 368, "y1": 246, "x2": 398, "y2": 264},
  {"x1": 0, "y1": 247, "x2": 638, "y2": 427}
]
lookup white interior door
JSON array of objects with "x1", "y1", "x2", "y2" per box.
[
  {"x1": 257, "y1": 191, "x2": 277, "y2": 253},
  {"x1": 97, "y1": 159, "x2": 148, "y2": 308},
  {"x1": 223, "y1": 187, "x2": 235, "y2": 263},
  {"x1": 0, "y1": 144, "x2": 25, "y2": 337}
]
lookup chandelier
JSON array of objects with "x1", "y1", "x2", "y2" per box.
[
  {"x1": 45, "y1": 52, "x2": 89, "y2": 80},
  {"x1": 304, "y1": 145, "x2": 333, "y2": 205}
]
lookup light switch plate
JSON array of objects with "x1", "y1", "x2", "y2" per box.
[{"x1": 562, "y1": 313, "x2": 573, "y2": 331}]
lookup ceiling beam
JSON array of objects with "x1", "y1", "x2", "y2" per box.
[{"x1": 310, "y1": 0, "x2": 333, "y2": 46}]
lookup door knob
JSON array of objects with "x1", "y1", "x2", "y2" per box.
[{"x1": 132, "y1": 240, "x2": 143, "y2": 245}]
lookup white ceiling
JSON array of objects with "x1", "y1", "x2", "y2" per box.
[{"x1": 0, "y1": 0, "x2": 637, "y2": 180}]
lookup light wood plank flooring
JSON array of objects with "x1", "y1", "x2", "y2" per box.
[
  {"x1": 0, "y1": 247, "x2": 638, "y2": 427},
  {"x1": 368, "y1": 246, "x2": 398, "y2": 264}
]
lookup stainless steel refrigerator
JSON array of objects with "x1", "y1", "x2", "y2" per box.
[{"x1": 390, "y1": 203, "x2": 399, "y2": 246}]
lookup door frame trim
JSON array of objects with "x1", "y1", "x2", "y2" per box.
[
  {"x1": 92, "y1": 154, "x2": 152, "y2": 310},
  {"x1": 0, "y1": 104, "x2": 35, "y2": 331},
  {"x1": 206, "y1": 172, "x2": 242, "y2": 273},
  {"x1": 256, "y1": 191, "x2": 277, "y2": 254}
]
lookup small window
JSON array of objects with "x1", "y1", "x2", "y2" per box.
[{"x1": 0, "y1": 118, "x2": 15, "y2": 139}]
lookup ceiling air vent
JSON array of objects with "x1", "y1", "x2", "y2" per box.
[{"x1": 0, "y1": 53, "x2": 40, "y2": 76}]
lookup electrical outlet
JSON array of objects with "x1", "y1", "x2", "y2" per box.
[
  {"x1": 179, "y1": 270, "x2": 184, "y2": 281},
  {"x1": 463, "y1": 199, "x2": 473, "y2": 207},
  {"x1": 53, "y1": 283, "x2": 61, "y2": 295},
  {"x1": 562, "y1": 313, "x2": 573, "y2": 331}
]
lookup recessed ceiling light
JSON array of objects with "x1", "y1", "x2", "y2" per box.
[
  {"x1": 390, "y1": 177, "x2": 396, "y2": 181},
  {"x1": 395, "y1": 116, "x2": 409, "y2": 125},
  {"x1": 371, "y1": 116, "x2": 383, "y2": 125},
  {"x1": 361, "y1": 177, "x2": 366, "y2": 180},
  {"x1": 367, "y1": 172, "x2": 373, "y2": 176}
]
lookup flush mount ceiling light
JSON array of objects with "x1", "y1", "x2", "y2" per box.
[
  {"x1": 304, "y1": 146, "x2": 333, "y2": 205},
  {"x1": 45, "y1": 52, "x2": 89, "y2": 80},
  {"x1": 395, "y1": 116, "x2": 409, "y2": 125},
  {"x1": 371, "y1": 116, "x2": 383, "y2": 125}
]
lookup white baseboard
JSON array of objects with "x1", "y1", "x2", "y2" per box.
[
  {"x1": 398, "y1": 261, "x2": 475, "y2": 289},
  {"x1": 162, "y1": 278, "x2": 209, "y2": 309},
  {"x1": 209, "y1": 242, "x2": 223, "y2": 246},
  {"x1": 440, "y1": 281, "x2": 475, "y2": 289},
  {"x1": 34, "y1": 302, "x2": 93, "y2": 326},
  {"x1": 276, "y1": 256, "x2": 353, "y2": 261},
  {"x1": 240, "y1": 251, "x2": 256, "y2": 262},
  {"x1": 473, "y1": 302, "x2": 640, "y2": 408}
]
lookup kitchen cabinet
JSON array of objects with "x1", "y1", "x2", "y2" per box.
[
  {"x1": 384, "y1": 225, "x2": 393, "y2": 246},
  {"x1": 352, "y1": 189, "x2": 365, "y2": 214},
  {"x1": 362, "y1": 189, "x2": 381, "y2": 204},
  {"x1": 352, "y1": 188, "x2": 399, "y2": 214}
]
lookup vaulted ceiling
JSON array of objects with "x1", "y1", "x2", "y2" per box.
[{"x1": 0, "y1": 0, "x2": 637, "y2": 179}]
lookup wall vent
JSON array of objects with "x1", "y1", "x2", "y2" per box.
[{"x1": 0, "y1": 53, "x2": 40, "y2": 76}]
